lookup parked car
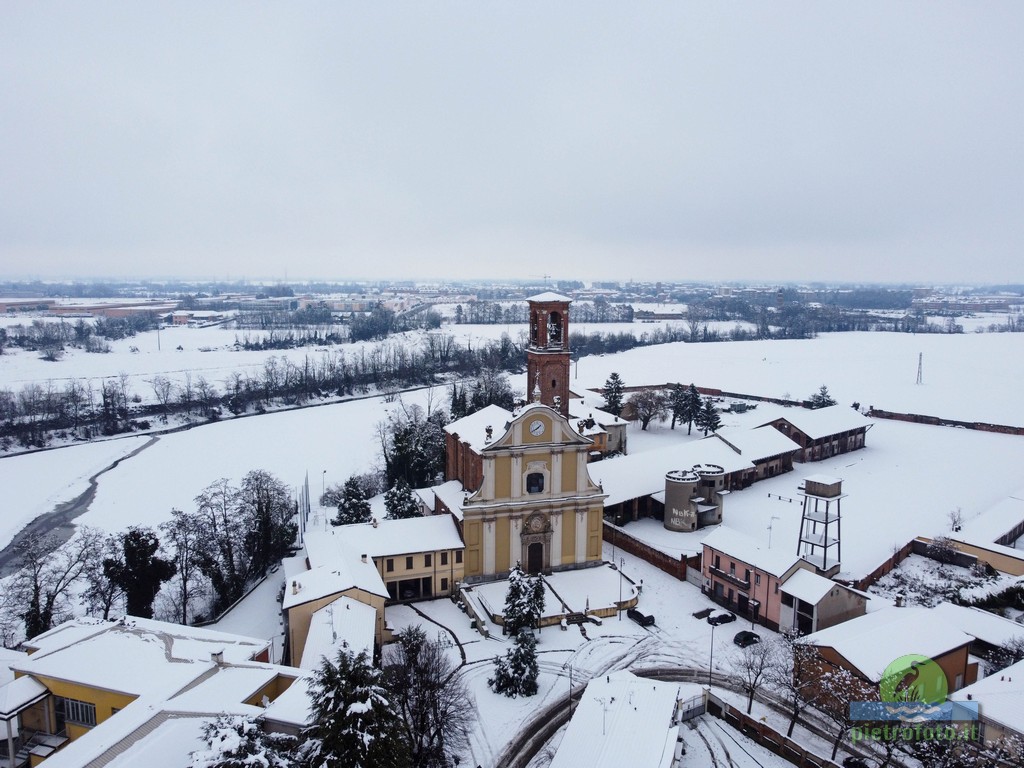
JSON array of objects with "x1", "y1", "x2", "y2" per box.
[
  {"x1": 627, "y1": 607, "x2": 655, "y2": 627},
  {"x1": 733, "y1": 630, "x2": 761, "y2": 647},
  {"x1": 707, "y1": 609, "x2": 736, "y2": 626},
  {"x1": 842, "y1": 758, "x2": 870, "y2": 768}
]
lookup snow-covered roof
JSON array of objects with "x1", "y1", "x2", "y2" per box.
[
  {"x1": 305, "y1": 515, "x2": 463, "y2": 564},
  {"x1": 281, "y1": 558, "x2": 388, "y2": 609},
  {"x1": 443, "y1": 403, "x2": 513, "y2": 450},
  {"x1": 550, "y1": 670, "x2": 680, "y2": 768},
  {"x1": 262, "y1": 674, "x2": 314, "y2": 728},
  {"x1": 702, "y1": 526, "x2": 802, "y2": 577},
  {"x1": 712, "y1": 426, "x2": 801, "y2": 461},
  {"x1": 527, "y1": 291, "x2": 572, "y2": 303},
  {"x1": 800, "y1": 606, "x2": 975, "y2": 682},
  {"x1": 301, "y1": 597, "x2": 377, "y2": 670},
  {"x1": 781, "y1": 569, "x2": 854, "y2": 605},
  {"x1": 568, "y1": 399, "x2": 624, "y2": 429},
  {"x1": 0, "y1": 675, "x2": 47, "y2": 717},
  {"x1": 949, "y1": 657, "x2": 1024, "y2": 733},
  {"x1": 588, "y1": 439, "x2": 753, "y2": 508},
  {"x1": 762, "y1": 405, "x2": 872, "y2": 440},
  {"x1": 802, "y1": 473, "x2": 843, "y2": 486},
  {"x1": 431, "y1": 480, "x2": 468, "y2": 521},
  {"x1": 959, "y1": 487, "x2": 1024, "y2": 544},
  {"x1": 931, "y1": 603, "x2": 1024, "y2": 649}
]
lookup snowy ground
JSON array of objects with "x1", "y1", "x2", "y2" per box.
[{"x1": 3, "y1": 322, "x2": 1024, "y2": 765}]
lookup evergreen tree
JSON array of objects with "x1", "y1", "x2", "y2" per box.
[
  {"x1": 335, "y1": 476, "x2": 372, "y2": 526},
  {"x1": 668, "y1": 383, "x2": 686, "y2": 429},
  {"x1": 103, "y1": 527, "x2": 176, "y2": 619},
  {"x1": 384, "y1": 480, "x2": 421, "y2": 520},
  {"x1": 602, "y1": 372, "x2": 625, "y2": 416},
  {"x1": 501, "y1": 563, "x2": 545, "y2": 636},
  {"x1": 448, "y1": 384, "x2": 468, "y2": 420},
  {"x1": 808, "y1": 384, "x2": 837, "y2": 409},
  {"x1": 681, "y1": 383, "x2": 703, "y2": 435},
  {"x1": 300, "y1": 646, "x2": 409, "y2": 768},
  {"x1": 695, "y1": 397, "x2": 722, "y2": 436},
  {"x1": 488, "y1": 630, "x2": 539, "y2": 698},
  {"x1": 190, "y1": 714, "x2": 296, "y2": 768}
]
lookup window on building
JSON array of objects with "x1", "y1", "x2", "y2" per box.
[
  {"x1": 441, "y1": 578, "x2": 449, "y2": 592},
  {"x1": 774, "y1": 583, "x2": 779, "y2": 594},
  {"x1": 441, "y1": 552, "x2": 448, "y2": 566},
  {"x1": 744, "y1": 568, "x2": 751, "y2": 583},
  {"x1": 406, "y1": 556, "x2": 414, "y2": 570},
  {"x1": 57, "y1": 697, "x2": 97, "y2": 727},
  {"x1": 424, "y1": 554, "x2": 432, "y2": 567},
  {"x1": 386, "y1": 559, "x2": 394, "y2": 573},
  {"x1": 455, "y1": 551, "x2": 463, "y2": 564},
  {"x1": 729, "y1": 563, "x2": 736, "y2": 576},
  {"x1": 526, "y1": 473, "x2": 544, "y2": 493},
  {"x1": 781, "y1": 592, "x2": 794, "y2": 607},
  {"x1": 755, "y1": 574, "x2": 761, "y2": 586},
  {"x1": 713, "y1": 554, "x2": 720, "y2": 569}
]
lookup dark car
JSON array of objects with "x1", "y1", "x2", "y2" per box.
[
  {"x1": 842, "y1": 758, "x2": 870, "y2": 768},
  {"x1": 734, "y1": 630, "x2": 761, "y2": 647},
  {"x1": 707, "y1": 609, "x2": 736, "y2": 626},
  {"x1": 627, "y1": 607, "x2": 655, "y2": 627}
]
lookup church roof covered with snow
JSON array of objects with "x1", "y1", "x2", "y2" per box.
[
  {"x1": 443, "y1": 403, "x2": 514, "y2": 450},
  {"x1": 304, "y1": 515, "x2": 464, "y2": 561}
]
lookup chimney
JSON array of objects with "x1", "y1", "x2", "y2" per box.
[
  {"x1": 371, "y1": 518, "x2": 378, "y2": 528},
  {"x1": 485, "y1": 425, "x2": 493, "y2": 442},
  {"x1": 895, "y1": 595, "x2": 903, "y2": 607},
  {"x1": 291, "y1": 580, "x2": 298, "y2": 595},
  {"x1": 361, "y1": 553, "x2": 368, "y2": 563},
  {"x1": 211, "y1": 650, "x2": 224, "y2": 665}
]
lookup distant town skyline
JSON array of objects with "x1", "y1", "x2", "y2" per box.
[{"x1": 3, "y1": 3, "x2": 1022, "y2": 285}]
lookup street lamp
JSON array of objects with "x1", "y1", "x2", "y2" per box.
[
  {"x1": 618, "y1": 557, "x2": 624, "y2": 620},
  {"x1": 708, "y1": 622, "x2": 716, "y2": 686},
  {"x1": 322, "y1": 470, "x2": 326, "y2": 501}
]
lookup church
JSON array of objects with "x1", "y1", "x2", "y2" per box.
[{"x1": 435, "y1": 293, "x2": 607, "y2": 582}]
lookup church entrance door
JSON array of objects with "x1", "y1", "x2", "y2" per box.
[{"x1": 527, "y1": 542, "x2": 544, "y2": 574}]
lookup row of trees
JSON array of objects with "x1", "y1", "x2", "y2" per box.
[
  {"x1": 191, "y1": 626, "x2": 474, "y2": 768},
  {"x1": 453, "y1": 299, "x2": 634, "y2": 325},
  {"x1": 0, "y1": 470, "x2": 297, "y2": 645},
  {"x1": 603, "y1": 375, "x2": 722, "y2": 434}
]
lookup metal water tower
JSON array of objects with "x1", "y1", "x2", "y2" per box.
[{"x1": 796, "y1": 475, "x2": 845, "y2": 577}]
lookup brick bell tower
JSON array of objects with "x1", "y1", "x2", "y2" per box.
[{"x1": 526, "y1": 293, "x2": 571, "y2": 418}]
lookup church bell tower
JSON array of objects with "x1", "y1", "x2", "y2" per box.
[{"x1": 526, "y1": 293, "x2": 571, "y2": 418}]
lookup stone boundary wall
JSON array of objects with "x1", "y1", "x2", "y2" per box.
[{"x1": 603, "y1": 523, "x2": 689, "y2": 581}]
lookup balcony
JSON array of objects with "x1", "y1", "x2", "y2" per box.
[{"x1": 708, "y1": 565, "x2": 750, "y2": 590}]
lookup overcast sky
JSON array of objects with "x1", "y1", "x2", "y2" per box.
[{"x1": 2, "y1": 3, "x2": 1022, "y2": 285}]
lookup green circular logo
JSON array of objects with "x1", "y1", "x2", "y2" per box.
[{"x1": 880, "y1": 654, "x2": 948, "y2": 705}]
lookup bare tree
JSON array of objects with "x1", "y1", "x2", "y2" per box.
[
  {"x1": 159, "y1": 508, "x2": 208, "y2": 625},
  {"x1": 627, "y1": 389, "x2": 667, "y2": 431},
  {"x1": 80, "y1": 532, "x2": 124, "y2": 620},
  {"x1": 385, "y1": 625, "x2": 474, "y2": 767},
  {"x1": 151, "y1": 375, "x2": 174, "y2": 419},
  {"x1": 766, "y1": 630, "x2": 825, "y2": 737},
  {"x1": 13, "y1": 527, "x2": 104, "y2": 640},
  {"x1": 732, "y1": 637, "x2": 778, "y2": 714}
]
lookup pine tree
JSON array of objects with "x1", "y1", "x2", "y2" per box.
[
  {"x1": 488, "y1": 630, "x2": 539, "y2": 698},
  {"x1": 808, "y1": 384, "x2": 837, "y2": 409},
  {"x1": 681, "y1": 383, "x2": 703, "y2": 435},
  {"x1": 300, "y1": 646, "x2": 409, "y2": 768},
  {"x1": 190, "y1": 714, "x2": 296, "y2": 768},
  {"x1": 384, "y1": 480, "x2": 421, "y2": 520},
  {"x1": 334, "y1": 477, "x2": 372, "y2": 526},
  {"x1": 501, "y1": 563, "x2": 545, "y2": 636},
  {"x1": 668, "y1": 383, "x2": 686, "y2": 429},
  {"x1": 603, "y1": 372, "x2": 625, "y2": 416},
  {"x1": 695, "y1": 397, "x2": 722, "y2": 436}
]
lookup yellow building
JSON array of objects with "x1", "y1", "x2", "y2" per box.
[
  {"x1": 440, "y1": 401, "x2": 607, "y2": 582},
  {"x1": 0, "y1": 617, "x2": 310, "y2": 767}
]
